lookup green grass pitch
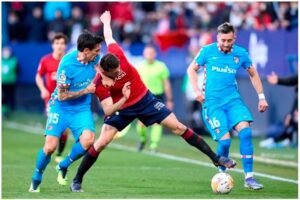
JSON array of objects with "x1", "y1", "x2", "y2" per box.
[{"x1": 2, "y1": 111, "x2": 298, "y2": 199}]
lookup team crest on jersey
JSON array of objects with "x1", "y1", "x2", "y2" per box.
[
  {"x1": 58, "y1": 70, "x2": 66, "y2": 83},
  {"x1": 215, "y1": 128, "x2": 220, "y2": 134},
  {"x1": 233, "y1": 57, "x2": 239, "y2": 64}
]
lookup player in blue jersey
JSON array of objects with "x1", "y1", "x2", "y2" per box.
[
  {"x1": 187, "y1": 22, "x2": 268, "y2": 190},
  {"x1": 29, "y1": 30, "x2": 103, "y2": 192}
]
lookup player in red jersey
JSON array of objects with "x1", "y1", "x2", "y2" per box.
[
  {"x1": 69, "y1": 11, "x2": 237, "y2": 192},
  {"x1": 35, "y1": 33, "x2": 70, "y2": 163}
]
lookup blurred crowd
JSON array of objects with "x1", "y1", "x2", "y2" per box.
[{"x1": 3, "y1": 2, "x2": 298, "y2": 45}]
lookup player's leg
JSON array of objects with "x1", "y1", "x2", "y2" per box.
[
  {"x1": 29, "y1": 135, "x2": 59, "y2": 192},
  {"x1": 216, "y1": 134, "x2": 231, "y2": 172},
  {"x1": 228, "y1": 99, "x2": 263, "y2": 189},
  {"x1": 136, "y1": 120, "x2": 147, "y2": 151},
  {"x1": 202, "y1": 106, "x2": 232, "y2": 172},
  {"x1": 55, "y1": 129, "x2": 70, "y2": 163},
  {"x1": 159, "y1": 113, "x2": 236, "y2": 168},
  {"x1": 71, "y1": 113, "x2": 134, "y2": 192},
  {"x1": 29, "y1": 107, "x2": 66, "y2": 192},
  {"x1": 71, "y1": 124, "x2": 118, "y2": 192},
  {"x1": 235, "y1": 121, "x2": 263, "y2": 189},
  {"x1": 56, "y1": 110, "x2": 95, "y2": 186},
  {"x1": 149, "y1": 124, "x2": 162, "y2": 152}
]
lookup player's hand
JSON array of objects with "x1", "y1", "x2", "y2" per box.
[
  {"x1": 41, "y1": 89, "x2": 50, "y2": 99},
  {"x1": 100, "y1": 10, "x2": 111, "y2": 24},
  {"x1": 195, "y1": 90, "x2": 205, "y2": 103},
  {"x1": 258, "y1": 99, "x2": 268, "y2": 112},
  {"x1": 85, "y1": 82, "x2": 96, "y2": 94},
  {"x1": 122, "y1": 82, "x2": 131, "y2": 100},
  {"x1": 267, "y1": 71, "x2": 278, "y2": 85}
]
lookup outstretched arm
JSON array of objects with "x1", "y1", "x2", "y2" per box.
[
  {"x1": 247, "y1": 66, "x2": 268, "y2": 112},
  {"x1": 100, "y1": 11, "x2": 116, "y2": 45}
]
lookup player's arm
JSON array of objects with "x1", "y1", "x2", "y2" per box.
[
  {"x1": 57, "y1": 82, "x2": 96, "y2": 101},
  {"x1": 247, "y1": 66, "x2": 268, "y2": 112},
  {"x1": 35, "y1": 73, "x2": 50, "y2": 99},
  {"x1": 100, "y1": 11, "x2": 116, "y2": 46},
  {"x1": 187, "y1": 60, "x2": 204, "y2": 103},
  {"x1": 100, "y1": 82, "x2": 131, "y2": 116}
]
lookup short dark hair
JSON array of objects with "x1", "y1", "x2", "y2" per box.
[
  {"x1": 51, "y1": 33, "x2": 68, "y2": 44},
  {"x1": 217, "y1": 22, "x2": 235, "y2": 34},
  {"x1": 100, "y1": 53, "x2": 120, "y2": 71},
  {"x1": 77, "y1": 30, "x2": 104, "y2": 51}
]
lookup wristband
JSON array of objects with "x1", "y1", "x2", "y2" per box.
[{"x1": 258, "y1": 93, "x2": 265, "y2": 100}]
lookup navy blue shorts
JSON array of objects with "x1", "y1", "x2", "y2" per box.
[{"x1": 104, "y1": 91, "x2": 172, "y2": 131}]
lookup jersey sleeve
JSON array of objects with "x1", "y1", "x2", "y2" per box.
[
  {"x1": 108, "y1": 43, "x2": 126, "y2": 60},
  {"x1": 95, "y1": 84, "x2": 111, "y2": 101},
  {"x1": 56, "y1": 61, "x2": 71, "y2": 86},
  {"x1": 241, "y1": 50, "x2": 253, "y2": 69},
  {"x1": 160, "y1": 62, "x2": 170, "y2": 80},
  {"x1": 194, "y1": 47, "x2": 207, "y2": 66},
  {"x1": 37, "y1": 57, "x2": 46, "y2": 76}
]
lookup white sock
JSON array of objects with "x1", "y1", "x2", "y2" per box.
[{"x1": 245, "y1": 172, "x2": 254, "y2": 179}]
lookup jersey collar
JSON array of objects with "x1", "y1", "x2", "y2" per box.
[{"x1": 217, "y1": 44, "x2": 233, "y2": 54}]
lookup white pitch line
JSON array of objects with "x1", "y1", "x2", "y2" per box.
[
  {"x1": 3, "y1": 121, "x2": 298, "y2": 184},
  {"x1": 231, "y1": 153, "x2": 298, "y2": 168}
]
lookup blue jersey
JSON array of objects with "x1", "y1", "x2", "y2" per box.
[
  {"x1": 195, "y1": 43, "x2": 252, "y2": 104},
  {"x1": 49, "y1": 50, "x2": 99, "y2": 112}
]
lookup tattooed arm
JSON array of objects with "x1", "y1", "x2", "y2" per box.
[{"x1": 57, "y1": 82, "x2": 96, "y2": 101}]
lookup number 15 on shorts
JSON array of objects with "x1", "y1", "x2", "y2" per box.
[{"x1": 47, "y1": 113, "x2": 60, "y2": 124}]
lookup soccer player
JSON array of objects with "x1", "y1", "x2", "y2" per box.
[
  {"x1": 187, "y1": 22, "x2": 269, "y2": 190},
  {"x1": 29, "y1": 30, "x2": 103, "y2": 192},
  {"x1": 69, "y1": 11, "x2": 236, "y2": 192},
  {"x1": 35, "y1": 33, "x2": 70, "y2": 163},
  {"x1": 136, "y1": 45, "x2": 173, "y2": 152}
]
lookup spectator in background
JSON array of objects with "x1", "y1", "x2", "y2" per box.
[
  {"x1": 2, "y1": 2, "x2": 9, "y2": 46},
  {"x1": 67, "y1": 6, "x2": 88, "y2": 45},
  {"x1": 8, "y1": 10, "x2": 27, "y2": 42},
  {"x1": 260, "y1": 72, "x2": 298, "y2": 148},
  {"x1": 2, "y1": 47, "x2": 19, "y2": 118},
  {"x1": 278, "y1": 2, "x2": 298, "y2": 30},
  {"x1": 25, "y1": 6, "x2": 47, "y2": 42},
  {"x1": 47, "y1": 9, "x2": 67, "y2": 41},
  {"x1": 43, "y1": 2, "x2": 71, "y2": 22}
]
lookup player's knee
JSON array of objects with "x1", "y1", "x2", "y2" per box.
[
  {"x1": 172, "y1": 122, "x2": 187, "y2": 135},
  {"x1": 81, "y1": 131, "x2": 95, "y2": 146},
  {"x1": 43, "y1": 143, "x2": 56, "y2": 155}
]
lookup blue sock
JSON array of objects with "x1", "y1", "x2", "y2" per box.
[
  {"x1": 239, "y1": 128, "x2": 253, "y2": 174},
  {"x1": 217, "y1": 138, "x2": 231, "y2": 171},
  {"x1": 59, "y1": 142, "x2": 86, "y2": 169},
  {"x1": 32, "y1": 149, "x2": 51, "y2": 182}
]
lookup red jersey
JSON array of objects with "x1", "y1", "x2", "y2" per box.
[
  {"x1": 36, "y1": 54, "x2": 61, "y2": 94},
  {"x1": 95, "y1": 43, "x2": 148, "y2": 110}
]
